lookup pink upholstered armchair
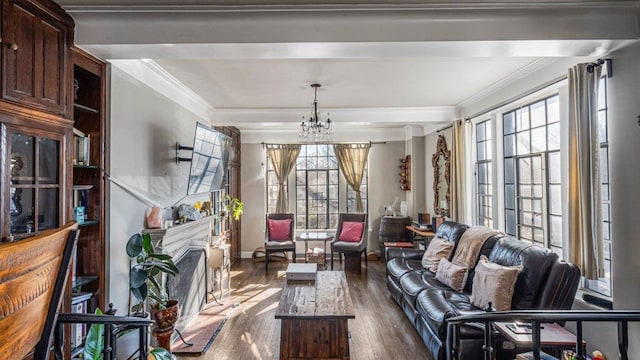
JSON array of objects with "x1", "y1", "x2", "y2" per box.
[
  {"x1": 264, "y1": 213, "x2": 296, "y2": 270},
  {"x1": 330, "y1": 213, "x2": 368, "y2": 272}
]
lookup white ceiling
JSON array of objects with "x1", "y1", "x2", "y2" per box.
[{"x1": 58, "y1": 0, "x2": 640, "y2": 138}]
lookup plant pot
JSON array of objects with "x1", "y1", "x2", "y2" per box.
[{"x1": 150, "y1": 300, "x2": 179, "y2": 334}]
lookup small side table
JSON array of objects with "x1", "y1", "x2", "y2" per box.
[
  {"x1": 494, "y1": 322, "x2": 586, "y2": 357},
  {"x1": 208, "y1": 243, "x2": 231, "y2": 301},
  {"x1": 297, "y1": 232, "x2": 333, "y2": 267}
]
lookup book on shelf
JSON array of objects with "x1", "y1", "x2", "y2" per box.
[
  {"x1": 70, "y1": 292, "x2": 92, "y2": 350},
  {"x1": 74, "y1": 135, "x2": 90, "y2": 166}
]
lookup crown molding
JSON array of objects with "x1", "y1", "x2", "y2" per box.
[
  {"x1": 110, "y1": 59, "x2": 214, "y2": 121},
  {"x1": 456, "y1": 57, "x2": 560, "y2": 109},
  {"x1": 62, "y1": 1, "x2": 640, "y2": 13}
]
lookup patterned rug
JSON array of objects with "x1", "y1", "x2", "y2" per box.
[{"x1": 170, "y1": 300, "x2": 237, "y2": 355}]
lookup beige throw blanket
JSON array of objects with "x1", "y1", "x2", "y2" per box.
[{"x1": 451, "y1": 226, "x2": 501, "y2": 269}]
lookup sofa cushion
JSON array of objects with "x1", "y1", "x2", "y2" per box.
[
  {"x1": 415, "y1": 288, "x2": 475, "y2": 338},
  {"x1": 387, "y1": 257, "x2": 423, "y2": 282},
  {"x1": 435, "y1": 258, "x2": 468, "y2": 292},
  {"x1": 432, "y1": 221, "x2": 470, "y2": 259},
  {"x1": 488, "y1": 237, "x2": 559, "y2": 309},
  {"x1": 421, "y1": 237, "x2": 455, "y2": 272},
  {"x1": 338, "y1": 221, "x2": 364, "y2": 242},
  {"x1": 268, "y1": 218, "x2": 291, "y2": 241},
  {"x1": 470, "y1": 255, "x2": 522, "y2": 311}
]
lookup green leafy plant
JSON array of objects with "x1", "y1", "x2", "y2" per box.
[
  {"x1": 223, "y1": 194, "x2": 244, "y2": 221},
  {"x1": 127, "y1": 232, "x2": 179, "y2": 313},
  {"x1": 83, "y1": 308, "x2": 105, "y2": 360},
  {"x1": 149, "y1": 348, "x2": 173, "y2": 360},
  {"x1": 85, "y1": 307, "x2": 172, "y2": 360}
]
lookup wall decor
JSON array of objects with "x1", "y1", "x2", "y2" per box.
[{"x1": 432, "y1": 135, "x2": 451, "y2": 217}]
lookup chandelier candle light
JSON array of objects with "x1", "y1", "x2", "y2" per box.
[{"x1": 299, "y1": 83, "x2": 333, "y2": 139}]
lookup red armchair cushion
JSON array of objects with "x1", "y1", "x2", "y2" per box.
[
  {"x1": 338, "y1": 221, "x2": 365, "y2": 242},
  {"x1": 268, "y1": 219, "x2": 292, "y2": 241}
]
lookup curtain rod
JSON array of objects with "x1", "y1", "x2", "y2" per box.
[
  {"x1": 261, "y1": 141, "x2": 386, "y2": 146},
  {"x1": 464, "y1": 74, "x2": 567, "y2": 121},
  {"x1": 436, "y1": 119, "x2": 471, "y2": 133}
]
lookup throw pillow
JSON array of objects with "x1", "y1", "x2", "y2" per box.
[
  {"x1": 338, "y1": 221, "x2": 365, "y2": 242},
  {"x1": 470, "y1": 255, "x2": 523, "y2": 311},
  {"x1": 421, "y1": 237, "x2": 455, "y2": 273},
  {"x1": 268, "y1": 218, "x2": 292, "y2": 241},
  {"x1": 435, "y1": 258, "x2": 468, "y2": 292}
]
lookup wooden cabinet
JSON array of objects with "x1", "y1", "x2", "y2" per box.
[
  {"x1": 1, "y1": 0, "x2": 73, "y2": 116},
  {"x1": 1, "y1": 122, "x2": 69, "y2": 241},
  {"x1": 70, "y1": 47, "x2": 106, "y2": 314},
  {"x1": 215, "y1": 126, "x2": 241, "y2": 263}
]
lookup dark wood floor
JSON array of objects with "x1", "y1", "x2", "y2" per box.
[{"x1": 176, "y1": 259, "x2": 433, "y2": 360}]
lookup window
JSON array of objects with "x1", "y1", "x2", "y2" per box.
[
  {"x1": 475, "y1": 119, "x2": 493, "y2": 227},
  {"x1": 586, "y1": 77, "x2": 612, "y2": 297},
  {"x1": 503, "y1": 95, "x2": 562, "y2": 256},
  {"x1": 266, "y1": 144, "x2": 369, "y2": 229},
  {"x1": 295, "y1": 144, "x2": 340, "y2": 230},
  {"x1": 266, "y1": 159, "x2": 280, "y2": 214}
]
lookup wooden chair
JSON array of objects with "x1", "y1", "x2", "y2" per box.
[
  {"x1": 264, "y1": 213, "x2": 296, "y2": 270},
  {"x1": 330, "y1": 213, "x2": 368, "y2": 272},
  {"x1": 0, "y1": 222, "x2": 151, "y2": 360}
]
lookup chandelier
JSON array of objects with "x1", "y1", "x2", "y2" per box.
[{"x1": 299, "y1": 83, "x2": 333, "y2": 139}]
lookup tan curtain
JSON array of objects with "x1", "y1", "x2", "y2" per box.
[
  {"x1": 333, "y1": 143, "x2": 371, "y2": 212},
  {"x1": 450, "y1": 120, "x2": 467, "y2": 222},
  {"x1": 568, "y1": 63, "x2": 604, "y2": 279},
  {"x1": 266, "y1": 144, "x2": 301, "y2": 213}
]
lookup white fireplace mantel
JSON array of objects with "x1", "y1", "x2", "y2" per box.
[{"x1": 143, "y1": 217, "x2": 212, "y2": 261}]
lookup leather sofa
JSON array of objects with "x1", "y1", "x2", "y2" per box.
[{"x1": 386, "y1": 221, "x2": 581, "y2": 360}]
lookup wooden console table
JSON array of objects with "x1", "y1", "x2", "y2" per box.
[
  {"x1": 406, "y1": 225, "x2": 436, "y2": 246},
  {"x1": 275, "y1": 271, "x2": 355, "y2": 359}
]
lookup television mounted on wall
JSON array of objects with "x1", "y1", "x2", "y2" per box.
[{"x1": 186, "y1": 122, "x2": 231, "y2": 195}]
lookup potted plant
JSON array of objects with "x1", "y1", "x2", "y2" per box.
[
  {"x1": 126, "y1": 232, "x2": 180, "y2": 352},
  {"x1": 84, "y1": 308, "x2": 173, "y2": 360},
  {"x1": 222, "y1": 194, "x2": 244, "y2": 221}
]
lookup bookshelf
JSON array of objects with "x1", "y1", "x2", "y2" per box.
[{"x1": 68, "y1": 47, "x2": 107, "y2": 355}]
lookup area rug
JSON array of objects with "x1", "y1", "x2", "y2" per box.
[{"x1": 170, "y1": 300, "x2": 237, "y2": 355}]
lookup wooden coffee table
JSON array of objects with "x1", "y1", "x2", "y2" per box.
[{"x1": 275, "y1": 271, "x2": 355, "y2": 359}]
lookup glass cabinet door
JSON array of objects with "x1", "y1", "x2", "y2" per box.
[{"x1": 7, "y1": 129, "x2": 63, "y2": 239}]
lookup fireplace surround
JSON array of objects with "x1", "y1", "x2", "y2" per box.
[{"x1": 143, "y1": 217, "x2": 213, "y2": 335}]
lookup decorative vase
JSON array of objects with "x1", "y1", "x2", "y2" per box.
[{"x1": 150, "y1": 300, "x2": 179, "y2": 352}]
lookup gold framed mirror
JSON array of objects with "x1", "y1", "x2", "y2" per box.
[{"x1": 432, "y1": 135, "x2": 451, "y2": 218}]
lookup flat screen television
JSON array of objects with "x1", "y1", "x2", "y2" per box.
[{"x1": 186, "y1": 123, "x2": 231, "y2": 195}]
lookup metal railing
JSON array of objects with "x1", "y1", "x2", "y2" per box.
[{"x1": 446, "y1": 310, "x2": 640, "y2": 360}]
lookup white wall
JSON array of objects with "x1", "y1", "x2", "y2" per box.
[
  {"x1": 108, "y1": 62, "x2": 211, "y2": 314},
  {"x1": 607, "y1": 41, "x2": 640, "y2": 354}
]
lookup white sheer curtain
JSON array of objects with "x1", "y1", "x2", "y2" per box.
[{"x1": 568, "y1": 63, "x2": 604, "y2": 279}]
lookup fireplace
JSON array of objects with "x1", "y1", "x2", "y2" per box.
[
  {"x1": 143, "y1": 217, "x2": 212, "y2": 334},
  {"x1": 166, "y1": 247, "x2": 207, "y2": 331}
]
